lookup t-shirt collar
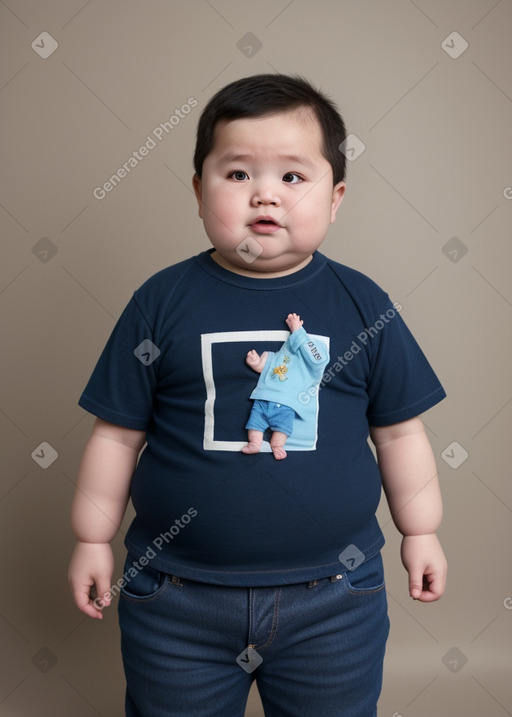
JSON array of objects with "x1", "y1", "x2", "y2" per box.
[{"x1": 195, "y1": 249, "x2": 327, "y2": 290}]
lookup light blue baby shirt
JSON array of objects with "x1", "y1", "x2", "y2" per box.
[{"x1": 249, "y1": 326, "x2": 329, "y2": 420}]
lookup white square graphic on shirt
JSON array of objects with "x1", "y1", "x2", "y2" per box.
[{"x1": 201, "y1": 330, "x2": 329, "y2": 452}]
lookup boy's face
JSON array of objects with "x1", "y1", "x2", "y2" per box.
[{"x1": 193, "y1": 108, "x2": 345, "y2": 276}]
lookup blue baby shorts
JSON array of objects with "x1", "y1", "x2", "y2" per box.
[{"x1": 245, "y1": 399, "x2": 296, "y2": 436}]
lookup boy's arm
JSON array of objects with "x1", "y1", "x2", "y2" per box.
[
  {"x1": 370, "y1": 416, "x2": 447, "y2": 602},
  {"x1": 68, "y1": 418, "x2": 146, "y2": 619}
]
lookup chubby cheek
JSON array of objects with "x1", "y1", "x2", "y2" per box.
[
  {"x1": 290, "y1": 207, "x2": 330, "y2": 246},
  {"x1": 201, "y1": 186, "x2": 231, "y2": 222},
  {"x1": 201, "y1": 197, "x2": 242, "y2": 246}
]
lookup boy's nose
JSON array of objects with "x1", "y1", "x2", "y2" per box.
[{"x1": 251, "y1": 186, "x2": 281, "y2": 207}]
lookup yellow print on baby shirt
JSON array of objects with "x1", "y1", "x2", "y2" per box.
[{"x1": 272, "y1": 354, "x2": 290, "y2": 381}]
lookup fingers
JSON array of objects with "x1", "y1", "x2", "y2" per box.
[
  {"x1": 409, "y1": 568, "x2": 447, "y2": 602},
  {"x1": 68, "y1": 570, "x2": 113, "y2": 620},
  {"x1": 401, "y1": 534, "x2": 447, "y2": 603},
  {"x1": 407, "y1": 566, "x2": 425, "y2": 600},
  {"x1": 70, "y1": 580, "x2": 106, "y2": 620},
  {"x1": 68, "y1": 542, "x2": 115, "y2": 620},
  {"x1": 286, "y1": 313, "x2": 303, "y2": 329}
]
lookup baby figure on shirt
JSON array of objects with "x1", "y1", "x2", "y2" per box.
[{"x1": 243, "y1": 313, "x2": 329, "y2": 460}]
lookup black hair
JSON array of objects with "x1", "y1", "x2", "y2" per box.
[{"x1": 193, "y1": 74, "x2": 347, "y2": 185}]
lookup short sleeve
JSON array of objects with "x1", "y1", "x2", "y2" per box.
[
  {"x1": 366, "y1": 301, "x2": 446, "y2": 426},
  {"x1": 78, "y1": 295, "x2": 159, "y2": 430}
]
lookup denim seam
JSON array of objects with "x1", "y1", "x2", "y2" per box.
[
  {"x1": 248, "y1": 588, "x2": 255, "y2": 647},
  {"x1": 254, "y1": 588, "x2": 282, "y2": 651}
]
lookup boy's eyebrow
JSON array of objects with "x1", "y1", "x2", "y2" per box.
[{"x1": 217, "y1": 152, "x2": 317, "y2": 169}]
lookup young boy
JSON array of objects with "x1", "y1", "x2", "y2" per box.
[{"x1": 68, "y1": 74, "x2": 447, "y2": 717}]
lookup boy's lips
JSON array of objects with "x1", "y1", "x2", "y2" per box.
[{"x1": 249, "y1": 215, "x2": 282, "y2": 234}]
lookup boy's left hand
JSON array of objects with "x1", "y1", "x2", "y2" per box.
[{"x1": 400, "y1": 533, "x2": 447, "y2": 602}]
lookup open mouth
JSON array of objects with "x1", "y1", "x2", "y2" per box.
[{"x1": 250, "y1": 217, "x2": 282, "y2": 233}]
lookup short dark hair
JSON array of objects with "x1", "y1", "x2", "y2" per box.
[{"x1": 193, "y1": 74, "x2": 347, "y2": 185}]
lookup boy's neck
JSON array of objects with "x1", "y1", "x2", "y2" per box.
[{"x1": 210, "y1": 250, "x2": 313, "y2": 279}]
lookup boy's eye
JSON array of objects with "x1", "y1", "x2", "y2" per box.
[
  {"x1": 282, "y1": 173, "x2": 302, "y2": 184},
  {"x1": 229, "y1": 170, "x2": 249, "y2": 181}
]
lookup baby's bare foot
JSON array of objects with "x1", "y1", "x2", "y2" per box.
[
  {"x1": 242, "y1": 442, "x2": 261, "y2": 455},
  {"x1": 271, "y1": 445, "x2": 287, "y2": 460}
]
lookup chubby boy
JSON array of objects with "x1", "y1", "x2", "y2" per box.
[{"x1": 69, "y1": 74, "x2": 447, "y2": 717}]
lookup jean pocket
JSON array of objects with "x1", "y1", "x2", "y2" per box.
[
  {"x1": 345, "y1": 552, "x2": 385, "y2": 595},
  {"x1": 120, "y1": 552, "x2": 168, "y2": 601}
]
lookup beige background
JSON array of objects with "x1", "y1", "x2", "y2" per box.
[{"x1": 1, "y1": 1, "x2": 511, "y2": 715}]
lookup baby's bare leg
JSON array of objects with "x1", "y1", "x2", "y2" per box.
[
  {"x1": 242, "y1": 429, "x2": 264, "y2": 454},
  {"x1": 270, "y1": 431, "x2": 288, "y2": 460}
]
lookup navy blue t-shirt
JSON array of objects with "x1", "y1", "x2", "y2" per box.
[{"x1": 78, "y1": 250, "x2": 446, "y2": 586}]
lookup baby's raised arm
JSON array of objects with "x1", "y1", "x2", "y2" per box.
[
  {"x1": 285, "y1": 312, "x2": 303, "y2": 332},
  {"x1": 68, "y1": 418, "x2": 145, "y2": 619}
]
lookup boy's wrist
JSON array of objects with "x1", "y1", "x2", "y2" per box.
[
  {"x1": 73, "y1": 536, "x2": 112, "y2": 547},
  {"x1": 75, "y1": 538, "x2": 111, "y2": 543},
  {"x1": 400, "y1": 531, "x2": 440, "y2": 542}
]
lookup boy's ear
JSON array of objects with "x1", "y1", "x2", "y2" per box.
[
  {"x1": 192, "y1": 173, "x2": 203, "y2": 218},
  {"x1": 330, "y1": 181, "x2": 346, "y2": 223}
]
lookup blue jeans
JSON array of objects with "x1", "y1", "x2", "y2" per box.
[{"x1": 118, "y1": 551, "x2": 389, "y2": 716}]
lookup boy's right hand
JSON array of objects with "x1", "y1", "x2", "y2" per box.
[{"x1": 68, "y1": 541, "x2": 115, "y2": 620}]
